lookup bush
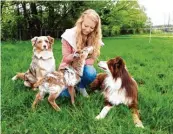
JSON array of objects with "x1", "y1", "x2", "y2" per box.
[
  {"x1": 152, "y1": 29, "x2": 163, "y2": 34},
  {"x1": 110, "y1": 26, "x2": 120, "y2": 36},
  {"x1": 102, "y1": 25, "x2": 110, "y2": 37}
]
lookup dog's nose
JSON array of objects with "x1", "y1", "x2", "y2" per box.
[
  {"x1": 64, "y1": 67, "x2": 68, "y2": 70},
  {"x1": 43, "y1": 45, "x2": 46, "y2": 48}
]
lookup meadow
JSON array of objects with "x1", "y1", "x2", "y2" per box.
[{"x1": 1, "y1": 35, "x2": 173, "y2": 134}]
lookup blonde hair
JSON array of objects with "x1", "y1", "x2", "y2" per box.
[{"x1": 75, "y1": 9, "x2": 102, "y2": 58}]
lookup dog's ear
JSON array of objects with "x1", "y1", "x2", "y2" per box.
[
  {"x1": 47, "y1": 36, "x2": 54, "y2": 45},
  {"x1": 31, "y1": 37, "x2": 38, "y2": 46},
  {"x1": 113, "y1": 57, "x2": 123, "y2": 69},
  {"x1": 116, "y1": 57, "x2": 125, "y2": 68}
]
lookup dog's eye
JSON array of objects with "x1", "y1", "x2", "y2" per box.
[
  {"x1": 114, "y1": 63, "x2": 118, "y2": 68},
  {"x1": 38, "y1": 40, "x2": 42, "y2": 43},
  {"x1": 114, "y1": 63, "x2": 120, "y2": 68},
  {"x1": 45, "y1": 40, "x2": 48, "y2": 43}
]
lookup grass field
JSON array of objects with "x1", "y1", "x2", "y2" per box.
[{"x1": 1, "y1": 36, "x2": 173, "y2": 134}]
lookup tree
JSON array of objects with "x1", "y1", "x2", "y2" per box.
[
  {"x1": 1, "y1": 1, "x2": 149, "y2": 40},
  {"x1": 100, "y1": 0, "x2": 148, "y2": 35}
]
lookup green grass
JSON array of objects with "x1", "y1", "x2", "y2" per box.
[{"x1": 1, "y1": 36, "x2": 173, "y2": 134}]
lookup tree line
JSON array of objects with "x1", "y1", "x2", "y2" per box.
[{"x1": 1, "y1": 1, "x2": 150, "y2": 40}]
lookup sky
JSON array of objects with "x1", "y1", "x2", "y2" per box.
[{"x1": 138, "y1": 0, "x2": 173, "y2": 26}]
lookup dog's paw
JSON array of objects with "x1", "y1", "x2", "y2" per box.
[
  {"x1": 12, "y1": 76, "x2": 17, "y2": 81},
  {"x1": 32, "y1": 88, "x2": 38, "y2": 91},
  {"x1": 55, "y1": 107, "x2": 61, "y2": 112},
  {"x1": 135, "y1": 121, "x2": 144, "y2": 128},
  {"x1": 95, "y1": 115, "x2": 103, "y2": 120},
  {"x1": 24, "y1": 81, "x2": 31, "y2": 87},
  {"x1": 72, "y1": 103, "x2": 76, "y2": 107},
  {"x1": 31, "y1": 105, "x2": 36, "y2": 111}
]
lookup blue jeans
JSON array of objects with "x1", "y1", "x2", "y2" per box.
[{"x1": 60, "y1": 65, "x2": 97, "y2": 97}]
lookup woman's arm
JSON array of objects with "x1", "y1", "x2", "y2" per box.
[
  {"x1": 61, "y1": 39, "x2": 74, "y2": 64},
  {"x1": 62, "y1": 39, "x2": 95, "y2": 65},
  {"x1": 85, "y1": 58, "x2": 95, "y2": 65}
]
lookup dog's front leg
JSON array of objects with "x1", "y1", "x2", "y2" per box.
[
  {"x1": 67, "y1": 86, "x2": 75, "y2": 105},
  {"x1": 95, "y1": 105, "x2": 113, "y2": 119},
  {"x1": 90, "y1": 78, "x2": 101, "y2": 91},
  {"x1": 90, "y1": 73, "x2": 107, "y2": 92},
  {"x1": 36, "y1": 68, "x2": 45, "y2": 81}
]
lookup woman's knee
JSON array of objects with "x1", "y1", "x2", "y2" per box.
[
  {"x1": 59, "y1": 88, "x2": 70, "y2": 97},
  {"x1": 83, "y1": 65, "x2": 97, "y2": 82}
]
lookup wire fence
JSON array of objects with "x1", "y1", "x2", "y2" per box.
[{"x1": 1, "y1": 29, "x2": 64, "y2": 41}]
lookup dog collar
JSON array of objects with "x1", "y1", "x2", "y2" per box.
[
  {"x1": 33, "y1": 51, "x2": 54, "y2": 60},
  {"x1": 33, "y1": 55, "x2": 53, "y2": 60}
]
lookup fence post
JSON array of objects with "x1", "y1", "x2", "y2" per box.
[
  {"x1": 149, "y1": 24, "x2": 152, "y2": 43},
  {"x1": 57, "y1": 30, "x2": 59, "y2": 39},
  {"x1": 40, "y1": 29, "x2": 42, "y2": 36},
  {"x1": 45, "y1": 30, "x2": 47, "y2": 36},
  {"x1": 19, "y1": 29, "x2": 22, "y2": 41}
]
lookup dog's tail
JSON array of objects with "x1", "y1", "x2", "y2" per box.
[
  {"x1": 33, "y1": 78, "x2": 44, "y2": 88},
  {"x1": 12, "y1": 73, "x2": 25, "y2": 81}
]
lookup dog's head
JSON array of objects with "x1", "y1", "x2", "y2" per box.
[
  {"x1": 73, "y1": 46, "x2": 93, "y2": 60},
  {"x1": 31, "y1": 36, "x2": 54, "y2": 51},
  {"x1": 98, "y1": 56, "x2": 125, "y2": 78},
  {"x1": 71, "y1": 46, "x2": 93, "y2": 76}
]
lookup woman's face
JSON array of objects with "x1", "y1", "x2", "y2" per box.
[{"x1": 81, "y1": 16, "x2": 96, "y2": 35}]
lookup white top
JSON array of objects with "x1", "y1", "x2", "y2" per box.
[{"x1": 61, "y1": 27, "x2": 104, "y2": 50}]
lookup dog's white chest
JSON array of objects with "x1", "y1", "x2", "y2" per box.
[
  {"x1": 104, "y1": 76, "x2": 131, "y2": 105},
  {"x1": 34, "y1": 51, "x2": 55, "y2": 72},
  {"x1": 38, "y1": 58, "x2": 55, "y2": 72},
  {"x1": 64, "y1": 68, "x2": 79, "y2": 86}
]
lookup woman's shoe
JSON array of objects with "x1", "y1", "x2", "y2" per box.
[{"x1": 79, "y1": 88, "x2": 89, "y2": 97}]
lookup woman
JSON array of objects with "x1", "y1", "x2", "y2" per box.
[{"x1": 59, "y1": 9, "x2": 104, "y2": 97}]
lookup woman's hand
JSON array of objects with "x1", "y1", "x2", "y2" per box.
[{"x1": 83, "y1": 46, "x2": 94, "y2": 54}]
